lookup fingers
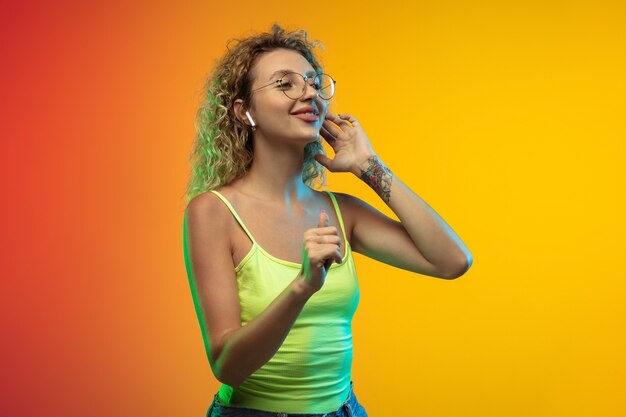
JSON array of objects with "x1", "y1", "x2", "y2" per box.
[
  {"x1": 338, "y1": 113, "x2": 359, "y2": 127},
  {"x1": 320, "y1": 125, "x2": 336, "y2": 146},
  {"x1": 325, "y1": 111, "x2": 345, "y2": 124},
  {"x1": 306, "y1": 210, "x2": 342, "y2": 265},
  {"x1": 314, "y1": 244, "x2": 343, "y2": 266},
  {"x1": 318, "y1": 209, "x2": 329, "y2": 228},
  {"x1": 303, "y1": 240, "x2": 343, "y2": 266},
  {"x1": 323, "y1": 112, "x2": 359, "y2": 139},
  {"x1": 313, "y1": 153, "x2": 334, "y2": 172},
  {"x1": 326, "y1": 246, "x2": 343, "y2": 266},
  {"x1": 322, "y1": 119, "x2": 344, "y2": 139},
  {"x1": 309, "y1": 225, "x2": 339, "y2": 236},
  {"x1": 325, "y1": 111, "x2": 358, "y2": 128},
  {"x1": 310, "y1": 221, "x2": 339, "y2": 244},
  {"x1": 307, "y1": 234, "x2": 341, "y2": 246}
]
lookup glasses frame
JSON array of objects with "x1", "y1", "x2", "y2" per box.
[{"x1": 251, "y1": 72, "x2": 336, "y2": 100}]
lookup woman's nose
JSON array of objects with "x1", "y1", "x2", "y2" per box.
[{"x1": 300, "y1": 80, "x2": 319, "y2": 101}]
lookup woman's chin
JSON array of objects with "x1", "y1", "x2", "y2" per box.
[{"x1": 305, "y1": 124, "x2": 323, "y2": 138}]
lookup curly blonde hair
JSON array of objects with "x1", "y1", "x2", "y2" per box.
[{"x1": 184, "y1": 24, "x2": 328, "y2": 204}]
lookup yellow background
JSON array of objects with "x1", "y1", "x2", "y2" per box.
[{"x1": 2, "y1": 1, "x2": 624, "y2": 416}]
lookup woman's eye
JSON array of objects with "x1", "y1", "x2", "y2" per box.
[{"x1": 278, "y1": 81, "x2": 294, "y2": 90}]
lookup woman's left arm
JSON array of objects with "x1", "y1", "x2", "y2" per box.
[{"x1": 317, "y1": 112, "x2": 473, "y2": 280}]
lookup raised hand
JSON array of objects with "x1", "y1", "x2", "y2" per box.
[
  {"x1": 298, "y1": 209, "x2": 342, "y2": 294},
  {"x1": 315, "y1": 112, "x2": 376, "y2": 176}
]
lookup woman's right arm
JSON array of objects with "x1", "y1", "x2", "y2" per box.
[{"x1": 184, "y1": 194, "x2": 339, "y2": 388}]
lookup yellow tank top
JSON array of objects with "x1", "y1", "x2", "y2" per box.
[{"x1": 205, "y1": 190, "x2": 360, "y2": 413}]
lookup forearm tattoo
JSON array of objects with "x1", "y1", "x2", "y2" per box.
[{"x1": 359, "y1": 155, "x2": 393, "y2": 203}]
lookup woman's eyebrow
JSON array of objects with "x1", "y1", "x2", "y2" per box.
[{"x1": 268, "y1": 69, "x2": 317, "y2": 80}]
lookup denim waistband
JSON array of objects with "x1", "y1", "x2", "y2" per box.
[{"x1": 207, "y1": 381, "x2": 360, "y2": 417}]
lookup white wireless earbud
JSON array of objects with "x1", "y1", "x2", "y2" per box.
[{"x1": 245, "y1": 110, "x2": 256, "y2": 130}]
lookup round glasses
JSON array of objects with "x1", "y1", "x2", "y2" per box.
[{"x1": 252, "y1": 72, "x2": 336, "y2": 100}]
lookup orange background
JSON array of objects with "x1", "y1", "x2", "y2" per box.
[{"x1": 1, "y1": 1, "x2": 625, "y2": 416}]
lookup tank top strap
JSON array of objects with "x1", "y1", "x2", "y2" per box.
[
  {"x1": 323, "y1": 191, "x2": 349, "y2": 246},
  {"x1": 209, "y1": 190, "x2": 257, "y2": 245}
]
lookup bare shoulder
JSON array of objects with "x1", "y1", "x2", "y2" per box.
[
  {"x1": 186, "y1": 189, "x2": 232, "y2": 222},
  {"x1": 185, "y1": 189, "x2": 235, "y2": 245}
]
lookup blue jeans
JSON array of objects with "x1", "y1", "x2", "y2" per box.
[{"x1": 206, "y1": 381, "x2": 368, "y2": 417}]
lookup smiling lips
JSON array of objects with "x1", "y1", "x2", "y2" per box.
[{"x1": 291, "y1": 106, "x2": 319, "y2": 123}]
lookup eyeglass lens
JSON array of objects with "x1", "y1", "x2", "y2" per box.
[{"x1": 278, "y1": 73, "x2": 335, "y2": 100}]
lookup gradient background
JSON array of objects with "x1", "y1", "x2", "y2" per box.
[{"x1": 1, "y1": 1, "x2": 625, "y2": 416}]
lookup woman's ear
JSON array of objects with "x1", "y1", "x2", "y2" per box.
[{"x1": 233, "y1": 99, "x2": 250, "y2": 126}]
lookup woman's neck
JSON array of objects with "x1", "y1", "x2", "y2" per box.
[{"x1": 234, "y1": 142, "x2": 314, "y2": 204}]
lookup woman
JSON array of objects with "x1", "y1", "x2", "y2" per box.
[{"x1": 183, "y1": 25, "x2": 472, "y2": 417}]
